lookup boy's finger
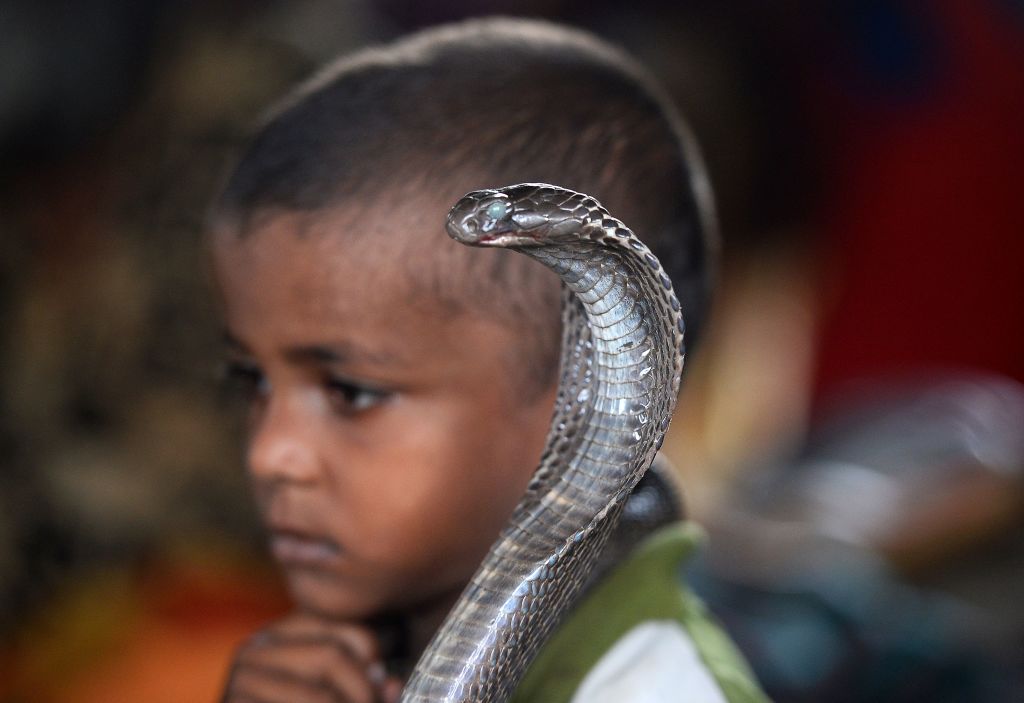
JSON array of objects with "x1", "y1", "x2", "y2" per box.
[
  {"x1": 237, "y1": 643, "x2": 378, "y2": 703},
  {"x1": 262, "y1": 614, "x2": 381, "y2": 663},
  {"x1": 227, "y1": 665, "x2": 338, "y2": 703},
  {"x1": 381, "y1": 676, "x2": 404, "y2": 703}
]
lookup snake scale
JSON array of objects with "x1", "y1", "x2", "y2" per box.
[{"x1": 401, "y1": 183, "x2": 686, "y2": 702}]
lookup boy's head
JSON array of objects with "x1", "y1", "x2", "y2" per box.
[{"x1": 210, "y1": 18, "x2": 715, "y2": 621}]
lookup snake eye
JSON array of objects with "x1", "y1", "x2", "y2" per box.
[{"x1": 485, "y1": 201, "x2": 509, "y2": 220}]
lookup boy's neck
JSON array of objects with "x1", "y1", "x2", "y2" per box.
[{"x1": 374, "y1": 587, "x2": 464, "y2": 677}]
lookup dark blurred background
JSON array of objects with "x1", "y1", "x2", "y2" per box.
[{"x1": 1, "y1": 1, "x2": 1022, "y2": 701}]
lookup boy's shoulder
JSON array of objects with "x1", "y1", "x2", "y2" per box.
[{"x1": 510, "y1": 521, "x2": 769, "y2": 703}]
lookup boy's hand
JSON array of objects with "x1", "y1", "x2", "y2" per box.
[{"x1": 223, "y1": 614, "x2": 403, "y2": 703}]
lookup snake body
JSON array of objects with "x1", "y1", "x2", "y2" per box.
[{"x1": 401, "y1": 184, "x2": 686, "y2": 702}]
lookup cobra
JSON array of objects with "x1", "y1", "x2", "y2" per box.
[{"x1": 401, "y1": 184, "x2": 686, "y2": 702}]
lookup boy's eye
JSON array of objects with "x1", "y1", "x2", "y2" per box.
[
  {"x1": 325, "y1": 376, "x2": 389, "y2": 415},
  {"x1": 222, "y1": 359, "x2": 269, "y2": 399}
]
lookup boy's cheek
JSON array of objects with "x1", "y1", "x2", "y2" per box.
[{"x1": 273, "y1": 393, "x2": 540, "y2": 614}]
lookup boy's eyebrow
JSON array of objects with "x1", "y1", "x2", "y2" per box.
[
  {"x1": 223, "y1": 331, "x2": 400, "y2": 367},
  {"x1": 223, "y1": 331, "x2": 249, "y2": 352},
  {"x1": 283, "y1": 343, "x2": 401, "y2": 367}
]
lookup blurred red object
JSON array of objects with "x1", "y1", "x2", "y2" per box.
[{"x1": 811, "y1": 0, "x2": 1024, "y2": 401}]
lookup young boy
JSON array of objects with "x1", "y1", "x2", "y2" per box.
[{"x1": 210, "y1": 17, "x2": 764, "y2": 703}]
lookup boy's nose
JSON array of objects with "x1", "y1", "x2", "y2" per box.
[{"x1": 247, "y1": 397, "x2": 321, "y2": 484}]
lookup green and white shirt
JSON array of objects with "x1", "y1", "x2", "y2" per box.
[{"x1": 509, "y1": 523, "x2": 768, "y2": 703}]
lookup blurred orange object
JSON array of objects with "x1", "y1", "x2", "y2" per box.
[{"x1": 1, "y1": 546, "x2": 289, "y2": 703}]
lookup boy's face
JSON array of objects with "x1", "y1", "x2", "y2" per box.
[{"x1": 211, "y1": 208, "x2": 557, "y2": 621}]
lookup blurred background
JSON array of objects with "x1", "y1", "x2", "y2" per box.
[{"x1": 1, "y1": 1, "x2": 1022, "y2": 700}]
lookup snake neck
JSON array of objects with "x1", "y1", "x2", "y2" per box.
[{"x1": 401, "y1": 218, "x2": 684, "y2": 702}]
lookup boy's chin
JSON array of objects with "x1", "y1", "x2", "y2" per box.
[{"x1": 282, "y1": 566, "x2": 382, "y2": 621}]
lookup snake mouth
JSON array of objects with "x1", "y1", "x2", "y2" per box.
[
  {"x1": 446, "y1": 215, "x2": 543, "y2": 247},
  {"x1": 477, "y1": 232, "x2": 544, "y2": 247}
]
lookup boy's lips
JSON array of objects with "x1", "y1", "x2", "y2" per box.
[{"x1": 269, "y1": 528, "x2": 342, "y2": 567}]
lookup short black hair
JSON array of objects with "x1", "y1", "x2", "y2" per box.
[{"x1": 214, "y1": 17, "x2": 716, "y2": 390}]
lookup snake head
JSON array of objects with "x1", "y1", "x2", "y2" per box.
[
  {"x1": 447, "y1": 184, "x2": 592, "y2": 248},
  {"x1": 446, "y1": 189, "x2": 529, "y2": 247}
]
